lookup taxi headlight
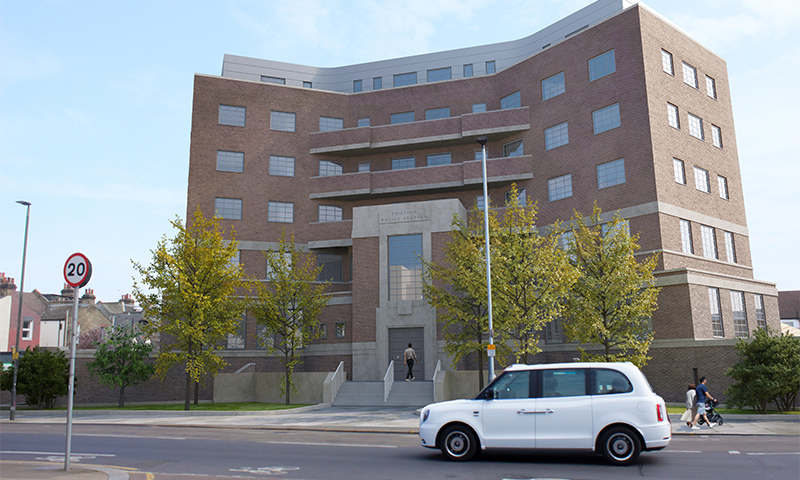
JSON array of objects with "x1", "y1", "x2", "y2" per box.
[{"x1": 422, "y1": 409, "x2": 430, "y2": 423}]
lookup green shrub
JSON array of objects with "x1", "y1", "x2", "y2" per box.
[{"x1": 1, "y1": 346, "x2": 70, "y2": 409}]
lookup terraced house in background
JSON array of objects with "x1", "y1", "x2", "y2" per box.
[{"x1": 186, "y1": 0, "x2": 780, "y2": 402}]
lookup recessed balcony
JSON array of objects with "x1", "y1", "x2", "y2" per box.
[
  {"x1": 309, "y1": 107, "x2": 530, "y2": 156},
  {"x1": 310, "y1": 155, "x2": 533, "y2": 200}
]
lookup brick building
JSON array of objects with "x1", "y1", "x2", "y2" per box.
[{"x1": 185, "y1": 0, "x2": 780, "y2": 401}]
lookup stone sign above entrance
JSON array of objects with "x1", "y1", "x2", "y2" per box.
[{"x1": 380, "y1": 209, "x2": 431, "y2": 224}]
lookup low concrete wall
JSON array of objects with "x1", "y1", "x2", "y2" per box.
[
  {"x1": 441, "y1": 370, "x2": 497, "y2": 401},
  {"x1": 214, "y1": 372, "x2": 330, "y2": 404}
]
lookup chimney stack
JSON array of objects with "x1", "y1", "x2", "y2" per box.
[
  {"x1": 0, "y1": 273, "x2": 17, "y2": 297},
  {"x1": 81, "y1": 288, "x2": 96, "y2": 305}
]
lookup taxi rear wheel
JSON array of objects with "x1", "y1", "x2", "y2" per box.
[{"x1": 601, "y1": 426, "x2": 641, "y2": 466}]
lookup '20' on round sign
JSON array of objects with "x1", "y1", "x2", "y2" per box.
[{"x1": 64, "y1": 252, "x2": 92, "y2": 288}]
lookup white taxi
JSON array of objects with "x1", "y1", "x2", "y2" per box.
[{"x1": 419, "y1": 362, "x2": 670, "y2": 465}]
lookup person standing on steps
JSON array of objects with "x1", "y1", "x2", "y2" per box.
[
  {"x1": 404, "y1": 343, "x2": 418, "y2": 381},
  {"x1": 692, "y1": 377, "x2": 717, "y2": 430}
]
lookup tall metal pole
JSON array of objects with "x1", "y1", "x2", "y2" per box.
[
  {"x1": 65, "y1": 284, "x2": 80, "y2": 471},
  {"x1": 10, "y1": 200, "x2": 31, "y2": 421},
  {"x1": 476, "y1": 138, "x2": 495, "y2": 382}
]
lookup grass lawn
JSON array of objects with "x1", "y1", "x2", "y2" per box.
[{"x1": 65, "y1": 402, "x2": 312, "y2": 412}]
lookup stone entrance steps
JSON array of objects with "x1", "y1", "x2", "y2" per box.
[{"x1": 332, "y1": 380, "x2": 433, "y2": 407}]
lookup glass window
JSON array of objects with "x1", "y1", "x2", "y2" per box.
[
  {"x1": 392, "y1": 156, "x2": 415, "y2": 170},
  {"x1": 701, "y1": 224, "x2": 717, "y2": 259},
  {"x1": 219, "y1": 105, "x2": 246, "y2": 126},
  {"x1": 542, "y1": 72, "x2": 565, "y2": 101},
  {"x1": 546, "y1": 317, "x2": 563, "y2": 344},
  {"x1": 588, "y1": 50, "x2": 615, "y2": 81},
  {"x1": 215, "y1": 197, "x2": 242, "y2": 220},
  {"x1": 357, "y1": 117, "x2": 370, "y2": 127},
  {"x1": 335, "y1": 322, "x2": 345, "y2": 338},
  {"x1": 393, "y1": 72, "x2": 417, "y2": 87},
  {"x1": 22, "y1": 318, "x2": 33, "y2": 340},
  {"x1": 427, "y1": 67, "x2": 451, "y2": 83},
  {"x1": 682, "y1": 62, "x2": 698, "y2": 88},
  {"x1": 476, "y1": 195, "x2": 488, "y2": 211},
  {"x1": 373, "y1": 77, "x2": 382, "y2": 90},
  {"x1": 545, "y1": 122, "x2": 569, "y2": 150},
  {"x1": 270, "y1": 110, "x2": 296, "y2": 132},
  {"x1": 318, "y1": 205, "x2": 343, "y2": 223},
  {"x1": 718, "y1": 175, "x2": 729, "y2": 199},
  {"x1": 463, "y1": 64, "x2": 473, "y2": 78},
  {"x1": 427, "y1": 152, "x2": 451, "y2": 166},
  {"x1": 500, "y1": 91, "x2": 521, "y2": 109},
  {"x1": 661, "y1": 49, "x2": 674, "y2": 75},
  {"x1": 597, "y1": 158, "x2": 625, "y2": 189},
  {"x1": 505, "y1": 188, "x2": 526, "y2": 206},
  {"x1": 680, "y1": 219, "x2": 693, "y2": 254},
  {"x1": 227, "y1": 314, "x2": 246, "y2": 349},
  {"x1": 268, "y1": 201, "x2": 294, "y2": 223},
  {"x1": 318, "y1": 323, "x2": 328, "y2": 339},
  {"x1": 303, "y1": 81, "x2": 312, "y2": 88},
  {"x1": 358, "y1": 161, "x2": 370, "y2": 172},
  {"x1": 261, "y1": 75, "x2": 285, "y2": 85},
  {"x1": 674, "y1": 158, "x2": 686, "y2": 185},
  {"x1": 694, "y1": 166, "x2": 710, "y2": 193},
  {"x1": 269, "y1": 155, "x2": 295, "y2": 177},
  {"x1": 754, "y1": 294, "x2": 767, "y2": 329},
  {"x1": 319, "y1": 116, "x2": 344, "y2": 132},
  {"x1": 266, "y1": 252, "x2": 291, "y2": 280},
  {"x1": 548, "y1": 174, "x2": 573, "y2": 201},
  {"x1": 688, "y1": 113, "x2": 704, "y2": 139},
  {"x1": 503, "y1": 139, "x2": 524, "y2": 157},
  {"x1": 319, "y1": 160, "x2": 343, "y2": 176},
  {"x1": 425, "y1": 107, "x2": 450, "y2": 120},
  {"x1": 485, "y1": 60, "x2": 496, "y2": 74},
  {"x1": 667, "y1": 103, "x2": 680, "y2": 129},
  {"x1": 711, "y1": 125, "x2": 723, "y2": 148},
  {"x1": 217, "y1": 150, "x2": 244, "y2": 173},
  {"x1": 731, "y1": 291, "x2": 748, "y2": 338},
  {"x1": 491, "y1": 371, "x2": 531, "y2": 399},
  {"x1": 543, "y1": 369, "x2": 586, "y2": 397},
  {"x1": 317, "y1": 253, "x2": 343, "y2": 282},
  {"x1": 353, "y1": 79, "x2": 362, "y2": 92},
  {"x1": 724, "y1": 231, "x2": 736, "y2": 263},
  {"x1": 472, "y1": 103, "x2": 486, "y2": 113},
  {"x1": 391, "y1": 111, "x2": 415, "y2": 124},
  {"x1": 593, "y1": 369, "x2": 632, "y2": 395},
  {"x1": 709, "y1": 287, "x2": 724, "y2": 337},
  {"x1": 474, "y1": 149, "x2": 484, "y2": 160},
  {"x1": 388, "y1": 234, "x2": 423, "y2": 300},
  {"x1": 706, "y1": 75, "x2": 717, "y2": 98},
  {"x1": 593, "y1": 103, "x2": 621, "y2": 134}
]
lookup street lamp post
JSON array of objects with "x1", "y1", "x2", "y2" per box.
[
  {"x1": 475, "y1": 137, "x2": 496, "y2": 382},
  {"x1": 10, "y1": 200, "x2": 31, "y2": 421}
]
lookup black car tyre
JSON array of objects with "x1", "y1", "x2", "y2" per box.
[
  {"x1": 440, "y1": 425, "x2": 478, "y2": 461},
  {"x1": 601, "y1": 426, "x2": 641, "y2": 466}
]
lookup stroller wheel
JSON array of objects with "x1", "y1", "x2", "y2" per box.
[{"x1": 717, "y1": 417, "x2": 724, "y2": 426}]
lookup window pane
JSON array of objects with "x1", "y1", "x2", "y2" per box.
[
  {"x1": 358, "y1": 161, "x2": 370, "y2": 172},
  {"x1": 357, "y1": 117, "x2": 370, "y2": 127},
  {"x1": 680, "y1": 219, "x2": 693, "y2": 254},
  {"x1": 597, "y1": 158, "x2": 625, "y2": 189},
  {"x1": 270, "y1": 111, "x2": 296, "y2": 132},
  {"x1": 472, "y1": 103, "x2": 486, "y2": 113},
  {"x1": 425, "y1": 107, "x2": 450, "y2": 120},
  {"x1": 303, "y1": 81, "x2": 312, "y2": 88},
  {"x1": 388, "y1": 234, "x2": 423, "y2": 300},
  {"x1": 335, "y1": 322, "x2": 345, "y2": 338},
  {"x1": 427, "y1": 152, "x2": 451, "y2": 166},
  {"x1": 673, "y1": 158, "x2": 686, "y2": 184},
  {"x1": 373, "y1": 77, "x2": 382, "y2": 90},
  {"x1": 317, "y1": 253, "x2": 343, "y2": 282},
  {"x1": 593, "y1": 103, "x2": 621, "y2": 134},
  {"x1": 543, "y1": 369, "x2": 586, "y2": 397},
  {"x1": 217, "y1": 150, "x2": 244, "y2": 172},
  {"x1": 688, "y1": 113, "x2": 704, "y2": 139},
  {"x1": 319, "y1": 116, "x2": 344, "y2": 132},
  {"x1": 548, "y1": 174, "x2": 573, "y2": 201},
  {"x1": 682, "y1": 62, "x2": 698, "y2": 88},
  {"x1": 731, "y1": 291, "x2": 748, "y2": 337},
  {"x1": 393, "y1": 72, "x2": 417, "y2": 87},
  {"x1": 661, "y1": 50, "x2": 674, "y2": 75},
  {"x1": 755, "y1": 294, "x2": 767, "y2": 329},
  {"x1": 701, "y1": 225, "x2": 717, "y2": 259},
  {"x1": 718, "y1": 176, "x2": 729, "y2": 199},
  {"x1": 268, "y1": 201, "x2": 294, "y2": 223},
  {"x1": 694, "y1": 167, "x2": 710, "y2": 193},
  {"x1": 712, "y1": 125, "x2": 723, "y2": 148},
  {"x1": 392, "y1": 156, "x2": 415, "y2": 170},
  {"x1": 463, "y1": 64, "x2": 473, "y2": 78},
  {"x1": 492, "y1": 371, "x2": 531, "y2": 399},
  {"x1": 706, "y1": 76, "x2": 717, "y2": 98},
  {"x1": 485, "y1": 60, "x2": 496, "y2": 74},
  {"x1": 227, "y1": 314, "x2": 246, "y2": 349},
  {"x1": 667, "y1": 103, "x2": 680, "y2": 129},
  {"x1": 318, "y1": 205, "x2": 343, "y2": 223},
  {"x1": 427, "y1": 67, "x2": 451, "y2": 83},
  {"x1": 503, "y1": 139, "x2": 523, "y2": 157},
  {"x1": 542, "y1": 72, "x2": 565, "y2": 101},
  {"x1": 261, "y1": 75, "x2": 285, "y2": 85},
  {"x1": 269, "y1": 155, "x2": 295, "y2": 177},
  {"x1": 319, "y1": 160, "x2": 343, "y2": 176},
  {"x1": 500, "y1": 91, "x2": 521, "y2": 109},
  {"x1": 724, "y1": 231, "x2": 736, "y2": 263},
  {"x1": 709, "y1": 287, "x2": 724, "y2": 337},
  {"x1": 219, "y1": 105, "x2": 246, "y2": 126},
  {"x1": 353, "y1": 79, "x2": 362, "y2": 92},
  {"x1": 215, "y1": 197, "x2": 242, "y2": 220},
  {"x1": 391, "y1": 111, "x2": 414, "y2": 124},
  {"x1": 504, "y1": 187, "x2": 526, "y2": 206},
  {"x1": 588, "y1": 50, "x2": 615, "y2": 81},
  {"x1": 545, "y1": 122, "x2": 569, "y2": 150},
  {"x1": 593, "y1": 369, "x2": 632, "y2": 395}
]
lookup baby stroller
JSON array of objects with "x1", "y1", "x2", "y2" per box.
[{"x1": 697, "y1": 399, "x2": 724, "y2": 426}]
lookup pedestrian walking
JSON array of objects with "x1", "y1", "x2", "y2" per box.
[
  {"x1": 681, "y1": 383, "x2": 697, "y2": 427},
  {"x1": 404, "y1": 343, "x2": 418, "y2": 381},
  {"x1": 692, "y1": 377, "x2": 717, "y2": 429}
]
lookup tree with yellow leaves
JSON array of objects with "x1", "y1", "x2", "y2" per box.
[{"x1": 132, "y1": 208, "x2": 248, "y2": 410}]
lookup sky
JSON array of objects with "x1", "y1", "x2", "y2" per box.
[{"x1": 1, "y1": 0, "x2": 798, "y2": 303}]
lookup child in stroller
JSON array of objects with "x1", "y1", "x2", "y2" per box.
[{"x1": 696, "y1": 399, "x2": 724, "y2": 426}]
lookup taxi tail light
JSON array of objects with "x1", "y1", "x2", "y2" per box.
[{"x1": 656, "y1": 404, "x2": 664, "y2": 422}]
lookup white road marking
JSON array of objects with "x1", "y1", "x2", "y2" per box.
[
  {"x1": 265, "y1": 440, "x2": 397, "y2": 449},
  {"x1": 1, "y1": 451, "x2": 116, "y2": 457},
  {"x1": 229, "y1": 466, "x2": 300, "y2": 475},
  {"x1": 747, "y1": 452, "x2": 800, "y2": 456},
  {"x1": 75, "y1": 433, "x2": 186, "y2": 440},
  {"x1": 729, "y1": 450, "x2": 740, "y2": 454}
]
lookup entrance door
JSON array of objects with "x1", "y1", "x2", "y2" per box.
[{"x1": 389, "y1": 327, "x2": 424, "y2": 381}]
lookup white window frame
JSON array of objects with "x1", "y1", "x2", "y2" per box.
[
  {"x1": 667, "y1": 103, "x2": 680, "y2": 129},
  {"x1": 548, "y1": 174, "x2": 573, "y2": 201},
  {"x1": 270, "y1": 110, "x2": 296, "y2": 132},
  {"x1": 500, "y1": 91, "x2": 521, "y2": 109},
  {"x1": 319, "y1": 160, "x2": 343, "y2": 176},
  {"x1": 597, "y1": 158, "x2": 625, "y2": 189},
  {"x1": 706, "y1": 75, "x2": 717, "y2": 99},
  {"x1": 319, "y1": 116, "x2": 344, "y2": 132},
  {"x1": 711, "y1": 124, "x2": 723, "y2": 148},
  {"x1": 268, "y1": 201, "x2": 294, "y2": 223},
  {"x1": 215, "y1": 197, "x2": 242, "y2": 220},
  {"x1": 542, "y1": 72, "x2": 565, "y2": 100},
  {"x1": 718, "y1": 175, "x2": 729, "y2": 200},
  {"x1": 544, "y1": 122, "x2": 569, "y2": 150},
  {"x1": 592, "y1": 103, "x2": 621, "y2": 134},
  {"x1": 318, "y1": 205, "x2": 343, "y2": 223},
  {"x1": 724, "y1": 231, "x2": 736, "y2": 263},
  {"x1": 219, "y1": 105, "x2": 246, "y2": 127},
  {"x1": 674, "y1": 158, "x2": 686, "y2": 185},
  {"x1": 217, "y1": 150, "x2": 244, "y2": 173},
  {"x1": 588, "y1": 50, "x2": 616, "y2": 81},
  {"x1": 694, "y1": 166, "x2": 710, "y2": 193},
  {"x1": 680, "y1": 219, "x2": 693, "y2": 254},
  {"x1": 682, "y1": 61, "x2": 698, "y2": 88},
  {"x1": 688, "y1": 113, "x2": 704, "y2": 140},
  {"x1": 661, "y1": 49, "x2": 674, "y2": 75},
  {"x1": 269, "y1": 155, "x2": 295, "y2": 177},
  {"x1": 701, "y1": 224, "x2": 717, "y2": 259},
  {"x1": 502, "y1": 139, "x2": 524, "y2": 158}
]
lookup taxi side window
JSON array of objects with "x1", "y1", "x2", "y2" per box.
[
  {"x1": 492, "y1": 371, "x2": 531, "y2": 399},
  {"x1": 542, "y1": 369, "x2": 586, "y2": 397},
  {"x1": 593, "y1": 369, "x2": 633, "y2": 395}
]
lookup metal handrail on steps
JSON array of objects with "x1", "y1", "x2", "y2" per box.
[
  {"x1": 432, "y1": 360, "x2": 442, "y2": 403},
  {"x1": 383, "y1": 360, "x2": 394, "y2": 402},
  {"x1": 331, "y1": 361, "x2": 346, "y2": 401},
  {"x1": 234, "y1": 363, "x2": 255, "y2": 374}
]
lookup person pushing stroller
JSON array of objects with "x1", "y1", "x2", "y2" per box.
[{"x1": 691, "y1": 376, "x2": 717, "y2": 430}]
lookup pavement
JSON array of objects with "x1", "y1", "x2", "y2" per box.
[{"x1": 2, "y1": 405, "x2": 799, "y2": 480}]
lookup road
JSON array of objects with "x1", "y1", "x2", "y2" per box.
[{"x1": 1, "y1": 423, "x2": 798, "y2": 480}]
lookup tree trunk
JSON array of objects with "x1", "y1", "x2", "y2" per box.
[
  {"x1": 118, "y1": 385, "x2": 126, "y2": 408},
  {"x1": 194, "y1": 380, "x2": 199, "y2": 405},
  {"x1": 478, "y1": 350, "x2": 485, "y2": 390},
  {"x1": 284, "y1": 367, "x2": 291, "y2": 405},
  {"x1": 184, "y1": 370, "x2": 191, "y2": 410}
]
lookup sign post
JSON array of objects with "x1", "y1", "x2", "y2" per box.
[{"x1": 63, "y1": 253, "x2": 91, "y2": 471}]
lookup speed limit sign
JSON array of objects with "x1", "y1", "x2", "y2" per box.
[{"x1": 64, "y1": 253, "x2": 92, "y2": 288}]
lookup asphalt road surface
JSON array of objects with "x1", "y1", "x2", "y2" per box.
[{"x1": 1, "y1": 423, "x2": 798, "y2": 480}]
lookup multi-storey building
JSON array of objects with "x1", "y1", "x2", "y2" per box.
[{"x1": 186, "y1": 0, "x2": 780, "y2": 400}]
